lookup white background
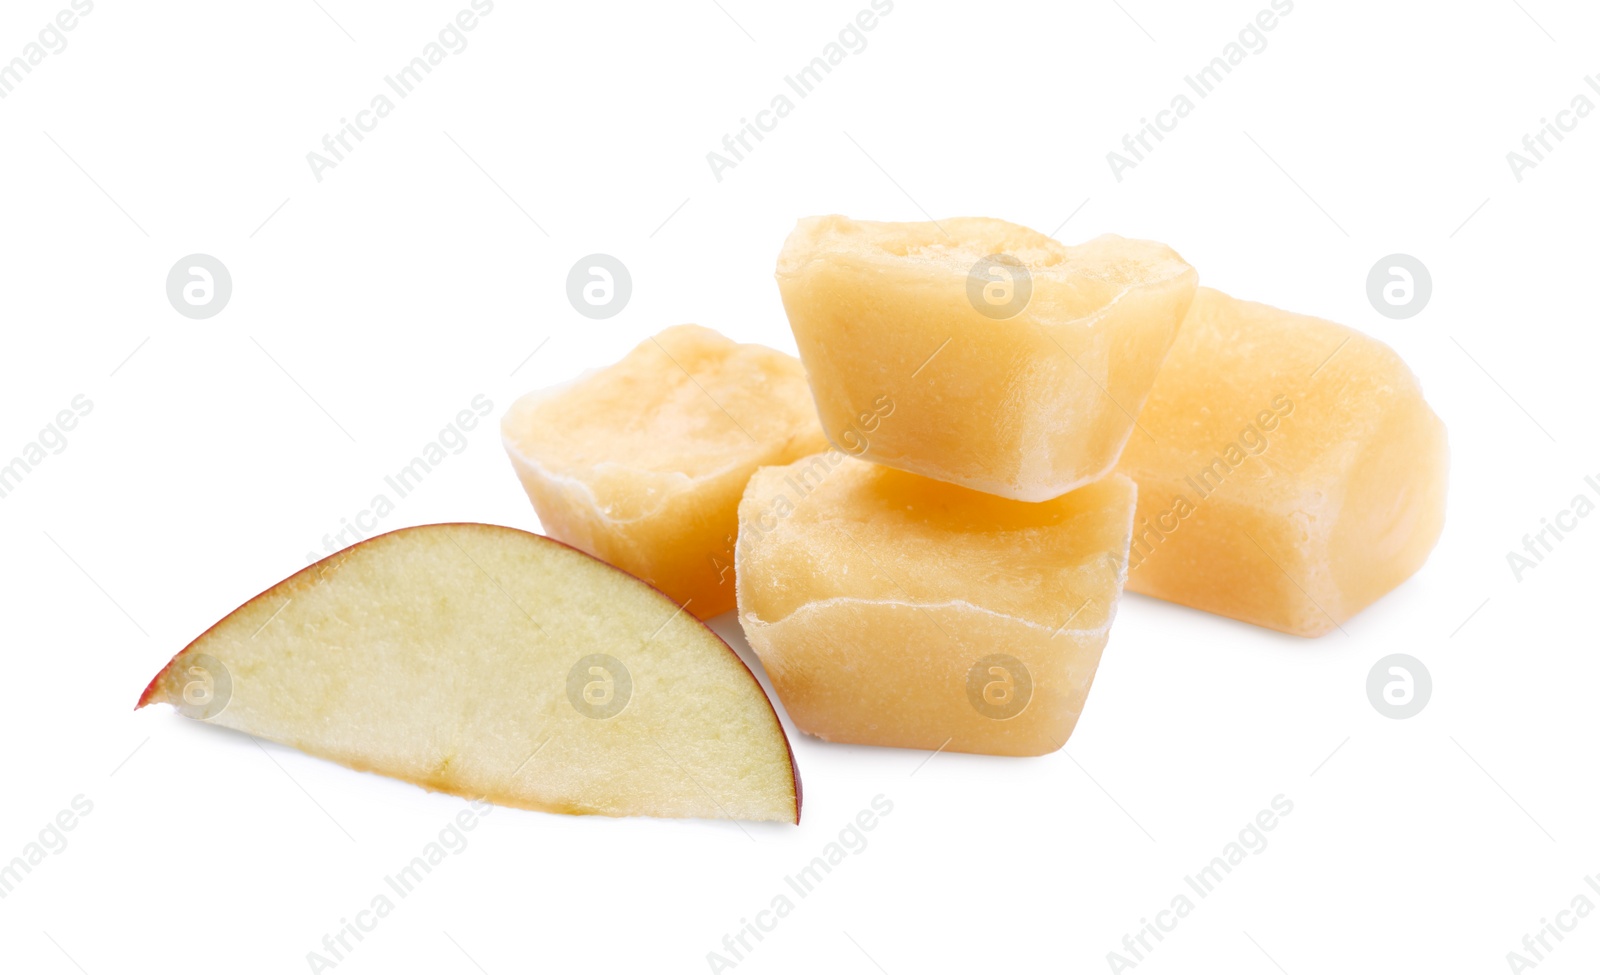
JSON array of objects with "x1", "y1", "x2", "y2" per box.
[{"x1": 2, "y1": 1, "x2": 1597, "y2": 972}]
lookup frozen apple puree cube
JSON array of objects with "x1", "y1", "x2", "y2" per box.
[
  {"x1": 1116, "y1": 288, "x2": 1449, "y2": 637},
  {"x1": 736, "y1": 455, "x2": 1136, "y2": 756},
  {"x1": 502, "y1": 325, "x2": 827, "y2": 619},
  {"x1": 776, "y1": 215, "x2": 1197, "y2": 502}
]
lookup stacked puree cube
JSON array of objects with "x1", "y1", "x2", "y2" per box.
[
  {"x1": 737, "y1": 456, "x2": 1137, "y2": 756},
  {"x1": 775, "y1": 215, "x2": 1199, "y2": 500},
  {"x1": 736, "y1": 215, "x2": 1195, "y2": 755},
  {"x1": 500, "y1": 218, "x2": 1450, "y2": 760}
]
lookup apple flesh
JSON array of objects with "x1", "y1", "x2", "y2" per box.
[{"x1": 138, "y1": 524, "x2": 800, "y2": 823}]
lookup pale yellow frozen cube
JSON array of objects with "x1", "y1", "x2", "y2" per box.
[
  {"x1": 737, "y1": 454, "x2": 1136, "y2": 756},
  {"x1": 1116, "y1": 288, "x2": 1449, "y2": 636},
  {"x1": 776, "y1": 215, "x2": 1197, "y2": 501},
  {"x1": 502, "y1": 325, "x2": 828, "y2": 618}
]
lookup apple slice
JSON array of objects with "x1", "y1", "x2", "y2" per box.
[{"x1": 137, "y1": 524, "x2": 801, "y2": 823}]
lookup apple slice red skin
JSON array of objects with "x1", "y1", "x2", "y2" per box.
[{"x1": 136, "y1": 522, "x2": 803, "y2": 825}]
